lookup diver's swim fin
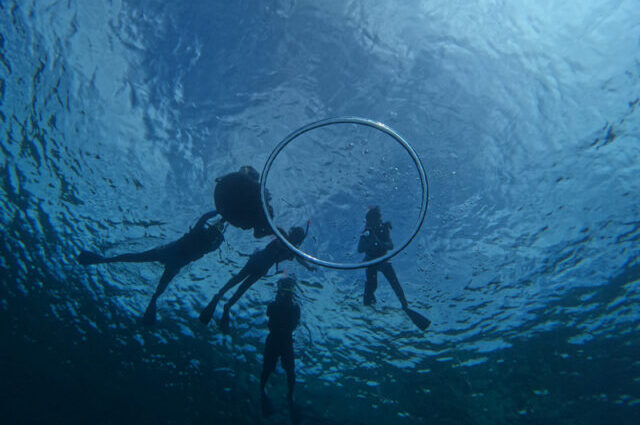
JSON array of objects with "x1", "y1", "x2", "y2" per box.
[
  {"x1": 141, "y1": 303, "x2": 157, "y2": 326},
  {"x1": 261, "y1": 394, "x2": 275, "y2": 417},
  {"x1": 77, "y1": 251, "x2": 105, "y2": 265},
  {"x1": 218, "y1": 311, "x2": 231, "y2": 334},
  {"x1": 199, "y1": 308, "x2": 213, "y2": 325},
  {"x1": 289, "y1": 402, "x2": 302, "y2": 425},
  {"x1": 199, "y1": 296, "x2": 221, "y2": 325},
  {"x1": 405, "y1": 307, "x2": 430, "y2": 330}
]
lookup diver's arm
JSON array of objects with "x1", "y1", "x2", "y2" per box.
[
  {"x1": 357, "y1": 232, "x2": 369, "y2": 253},
  {"x1": 275, "y1": 259, "x2": 288, "y2": 274},
  {"x1": 293, "y1": 304, "x2": 301, "y2": 329},
  {"x1": 194, "y1": 210, "x2": 219, "y2": 229},
  {"x1": 296, "y1": 256, "x2": 316, "y2": 272}
]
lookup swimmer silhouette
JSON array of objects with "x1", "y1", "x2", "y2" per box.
[
  {"x1": 77, "y1": 210, "x2": 224, "y2": 324},
  {"x1": 358, "y1": 206, "x2": 430, "y2": 330},
  {"x1": 214, "y1": 165, "x2": 274, "y2": 238},
  {"x1": 199, "y1": 223, "x2": 315, "y2": 333},
  {"x1": 260, "y1": 276, "x2": 303, "y2": 424}
]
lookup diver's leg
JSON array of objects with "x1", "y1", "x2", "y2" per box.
[
  {"x1": 281, "y1": 340, "x2": 301, "y2": 424},
  {"x1": 260, "y1": 335, "x2": 278, "y2": 417},
  {"x1": 199, "y1": 266, "x2": 251, "y2": 325},
  {"x1": 261, "y1": 336, "x2": 278, "y2": 391},
  {"x1": 364, "y1": 266, "x2": 378, "y2": 305},
  {"x1": 77, "y1": 250, "x2": 107, "y2": 265},
  {"x1": 379, "y1": 262, "x2": 409, "y2": 309},
  {"x1": 281, "y1": 340, "x2": 296, "y2": 405},
  {"x1": 142, "y1": 266, "x2": 180, "y2": 325},
  {"x1": 219, "y1": 274, "x2": 262, "y2": 333},
  {"x1": 102, "y1": 247, "x2": 165, "y2": 264},
  {"x1": 380, "y1": 262, "x2": 431, "y2": 330}
]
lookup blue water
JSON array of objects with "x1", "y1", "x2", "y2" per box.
[{"x1": 1, "y1": 1, "x2": 639, "y2": 424}]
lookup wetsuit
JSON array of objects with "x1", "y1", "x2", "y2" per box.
[
  {"x1": 199, "y1": 228, "x2": 313, "y2": 330},
  {"x1": 153, "y1": 211, "x2": 224, "y2": 268},
  {"x1": 78, "y1": 210, "x2": 223, "y2": 268},
  {"x1": 260, "y1": 293, "x2": 301, "y2": 421},
  {"x1": 262, "y1": 297, "x2": 300, "y2": 385},
  {"x1": 78, "y1": 211, "x2": 224, "y2": 323},
  {"x1": 358, "y1": 221, "x2": 408, "y2": 308}
]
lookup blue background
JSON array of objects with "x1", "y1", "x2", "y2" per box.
[{"x1": 1, "y1": 1, "x2": 639, "y2": 424}]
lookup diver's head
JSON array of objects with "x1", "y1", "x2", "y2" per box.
[
  {"x1": 287, "y1": 226, "x2": 306, "y2": 246},
  {"x1": 276, "y1": 276, "x2": 296, "y2": 300},
  {"x1": 239, "y1": 165, "x2": 259, "y2": 181},
  {"x1": 366, "y1": 206, "x2": 382, "y2": 226}
]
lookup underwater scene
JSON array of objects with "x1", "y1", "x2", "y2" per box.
[{"x1": 1, "y1": 1, "x2": 639, "y2": 424}]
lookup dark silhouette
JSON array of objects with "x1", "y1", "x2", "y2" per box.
[
  {"x1": 214, "y1": 165, "x2": 274, "y2": 238},
  {"x1": 260, "y1": 277, "x2": 302, "y2": 424},
  {"x1": 199, "y1": 223, "x2": 314, "y2": 333},
  {"x1": 77, "y1": 210, "x2": 224, "y2": 324},
  {"x1": 358, "y1": 206, "x2": 430, "y2": 330}
]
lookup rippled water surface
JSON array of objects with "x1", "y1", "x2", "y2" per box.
[{"x1": 1, "y1": 1, "x2": 639, "y2": 424}]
